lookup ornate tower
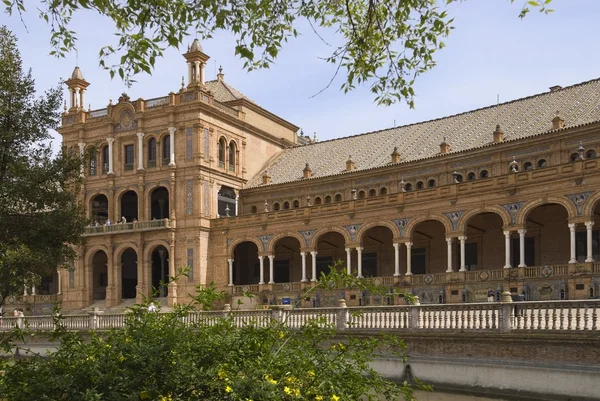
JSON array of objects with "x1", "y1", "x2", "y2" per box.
[
  {"x1": 64, "y1": 66, "x2": 90, "y2": 111},
  {"x1": 183, "y1": 39, "x2": 210, "y2": 88}
]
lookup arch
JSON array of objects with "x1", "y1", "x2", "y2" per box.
[
  {"x1": 309, "y1": 227, "x2": 352, "y2": 249},
  {"x1": 228, "y1": 140, "x2": 237, "y2": 170},
  {"x1": 324, "y1": 195, "x2": 332, "y2": 204},
  {"x1": 416, "y1": 181, "x2": 424, "y2": 190},
  {"x1": 227, "y1": 237, "x2": 264, "y2": 258},
  {"x1": 537, "y1": 159, "x2": 547, "y2": 168},
  {"x1": 118, "y1": 190, "x2": 138, "y2": 222},
  {"x1": 89, "y1": 249, "x2": 108, "y2": 301},
  {"x1": 113, "y1": 243, "x2": 140, "y2": 262},
  {"x1": 143, "y1": 240, "x2": 171, "y2": 261},
  {"x1": 404, "y1": 214, "x2": 452, "y2": 238},
  {"x1": 355, "y1": 221, "x2": 400, "y2": 244},
  {"x1": 251, "y1": 205, "x2": 258, "y2": 213},
  {"x1": 149, "y1": 186, "x2": 170, "y2": 220},
  {"x1": 479, "y1": 170, "x2": 489, "y2": 179},
  {"x1": 523, "y1": 161, "x2": 533, "y2": 171},
  {"x1": 368, "y1": 189, "x2": 377, "y2": 197},
  {"x1": 273, "y1": 202, "x2": 281, "y2": 211},
  {"x1": 427, "y1": 179, "x2": 436, "y2": 188},
  {"x1": 150, "y1": 245, "x2": 169, "y2": 297},
  {"x1": 467, "y1": 172, "x2": 476, "y2": 181},
  {"x1": 147, "y1": 136, "x2": 157, "y2": 166},
  {"x1": 89, "y1": 193, "x2": 109, "y2": 223},
  {"x1": 454, "y1": 174, "x2": 463, "y2": 183},
  {"x1": 358, "y1": 190, "x2": 366, "y2": 199},
  {"x1": 379, "y1": 187, "x2": 388, "y2": 196},
  {"x1": 570, "y1": 152, "x2": 579, "y2": 162},
  {"x1": 582, "y1": 192, "x2": 600, "y2": 218},
  {"x1": 119, "y1": 247, "x2": 138, "y2": 299},
  {"x1": 161, "y1": 134, "x2": 171, "y2": 164},
  {"x1": 292, "y1": 200, "x2": 300, "y2": 208},
  {"x1": 314, "y1": 196, "x2": 322, "y2": 205},
  {"x1": 334, "y1": 193, "x2": 343, "y2": 202},
  {"x1": 586, "y1": 149, "x2": 597, "y2": 159},
  {"x1": 283, "y1": 201, "x2": 290, "y2": 210},
  {"x1": 267, "y1": 232, "x2": 306, "y2": 253},
  {"x1": 218, "y1": 137, "x2": 227, "y2": 166},
  {"x1": 85, "y1": 245, "x2": 110, "y2": 265},
  {"x1": 516, "y1": 196, "x2": 576, "y2": 225},
  {"x1": 404, "y1": 183, "x2": 413, "y2": 191},
  {"x1": 457, "y1": 207, "x2": 511, "y2": 232}
]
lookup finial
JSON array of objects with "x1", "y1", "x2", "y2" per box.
[
  {"x1": 109, "y1": 99, "x2": 113, "y2": 106},
  {"x1": 181, "y1": 76, "x2": 185, "y2": 89},
  {"x1": 88, "y1": 103, "x2": 91, "y2": 112},
  {"x1": 219, "y1": 65, "x2": 223, "y2": 74},
  {"x1": 577, "y1": 141, "x2": 585, "y2": 160},
  {"x1": 509, "y1": 156, "x2": 519, "y2": 173},
  {"x1": 264, "y1": 200, "x2": 269, "y2": 213},
  {"x1": 63, "y1": 100, "x2": 67, "y2": 112}
]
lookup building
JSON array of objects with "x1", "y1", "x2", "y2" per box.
[{"x1": 52, "y1": 41, "x2": 600, "y2": 311}]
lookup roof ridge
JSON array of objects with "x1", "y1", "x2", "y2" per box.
[{"x1": 294, "y1": 76, "x2": 600, "y2": 149}]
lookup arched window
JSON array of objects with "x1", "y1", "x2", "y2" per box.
[
  {"x1": 404, "y1": 183, "x2": 413, "y2": 191},
  {"x1": 523, "y1": 162, "x2": 533, "y2": 171},
  {"x1": 586, "y1": 149, "x2": 597, "y2": 159},
  {"x1": 147, "y1": 138, "x2": 157, "y2": 167},
  {"x1": 251, "y1": 205, "x2": 257, "y2": 214},
  {"x1": 283, "y1": 201, "x2": 290, "y2": 210},
  {"x1": 570, "y1": 152, "x2": 579, "y2": 162},
  {"x1": 454, "y1": 174, "x2": 463, "y2": 183},
  {"x1": 479, "y1": 170, "x2": 489, "y2": 179},
  {"x1": 467, "y1": 172, "x2": 476, "y2": 181},
  {"x1": 427, "y1": 179, "x2": 436, "y2": 188},
  {"x1": 218, "y1": 138, "x2": 226, "y2": 168},
  {"x1": 314, "y1": 197, "x2": 322, "y2": 205},
  {"x1": 416, "y1": 181, "x2": 424, "y2": 190},
  {"x1": 334, "y1": 194, "x2": 342, "y2": 202},
  {"x1": 101, "y1": 145, "x2": 109, "y2": 174},
  {"x1": 358, "y1": 190, "x2": 366, "y2": 199},
  {"x1": 324, "y1": 195, "x2": 332, "y2": 204},
  {"x1": 293, "y1": 200, "x2": 300, "y2": 208},
  {"x1": 273, "y1": 202, "x2": 280, "y2": 211},
  {"x1": 162, "y1": 135, "x2": 170, "y2": 165},
  {"x1": 228, "y1": 141, "x2": 236, "y2": 171},
  {"x1": 536, "y1": 159, "x2": 547, "y2": 168},
  {"x1": 368, "y1": 189, "x2": 376, "y2": 197},
  {"x1": 88, "y1": 148, "x2": 97, "y2": 176},
  {"x1": 379, "y1": 187, "x2": 387, "y2": 196}
]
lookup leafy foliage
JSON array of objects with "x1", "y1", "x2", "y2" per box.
[
  {"x1": 0, "y1": 26, "x2": 87, "y2": 304},
  {"x1": 3, "y1": 0, "x2": 552, "y2": 106}
]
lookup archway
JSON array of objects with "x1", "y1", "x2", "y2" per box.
[
  {"x1": 523, "y1": 204, "x2": 569, "y2": 266},
  {"x1": 315, "y1": 232, "x2": 346, "y2": 279},
  {"x1": 233, "y1": 241, "x2": 260, "y2": 285},
  {"x1": 121, "y1": 248, "x2": 138, "y2": 299},
  {"x1": 218, "y1": 186, "x2": 236, "y2": 217},
  {"x1": 120, "y1": 190, "x2": 138, "y2": 222},
  {"x1": 463, "y1": 212, "x2": 505, "y2": 270},
  {"x1": 150, "y1": 187, "x2": 169, "y2": 219},
  {"x1": 90, "y1": 194, "x2": 109, "y2": 224},
  {"x1": 272, "y1": 237, "x2": 302, "y2": 283},
  {"x1": 360, "y1": 226, "x2": 394, "y2": 277},
  {"x1": 91, "y1": 251, "x2": 108, "y2": 300},
  {"x1": 151, "y1": 246, "x2": 169, "y2": 297},
  {"x1": 410, "y1": 220, "x2": 446, "y2": 274}
]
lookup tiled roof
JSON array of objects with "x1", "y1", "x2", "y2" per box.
[
  {"x1": 205, "y1": 79, "x2": 256, "y2": 104},
  {"x1": 246, "y1": 78, "x2": 600, "y2": 188}
]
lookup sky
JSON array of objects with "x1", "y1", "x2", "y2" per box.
[{"x1": 3, "y1": 0, "x2": 600, "y2": 154}]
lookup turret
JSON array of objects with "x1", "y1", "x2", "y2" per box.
[
  {"x1": 64, "y1": 66, "x2": 90, "y2": 111},
  {"x1": 183, "y1": 39, "x2": 210, "y2": 88}
]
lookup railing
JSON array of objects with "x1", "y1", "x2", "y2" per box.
[
  {"x1": 3, "y1": 299, "x2": 598, "y2": 333},
  {"x1": 145, "y1": 96, "x2": 170, "y2": 108},
  {"x1": 88, "y1": 108, "x2": 108, "y2": 118},
  {"x1": 83, "y1": 219, "x2": 170, "y2": 235},
  {"x1": 593, "y1": 262, "x2": 600, "y2": 274}
]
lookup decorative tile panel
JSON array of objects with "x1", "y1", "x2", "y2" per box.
[
  {"x1": 258, "y1": 235, "x2": 273, "y2": 251},
  {"x1": 186, "y1": 248, "x2": 194, "y2": 281},
  {"x1": 444, "y1": 211, "x2": 464, "y2": 231},
  {"x1": 392, "y1": 218, "x2": 412, "y2": 237},
  {"x1": 185, "y1": 180, "x2": 193, "y2": 215},
  {"x1": 566, "y1": 191, "x2": 594, "y2": 216},
  {"x1": 502, "y1": 201, "x2": 526, "y2": 224},
  {"x1": 186, "y1": 127, "x2": 193, "y2": 160},
  {"x1": 203, "y1": 128, "x2": 210, "y2": 159},
  {"x1": 299, "y1": 229, "x2": 316, "y2": 247},
  {"x1": 203, "y1": 181, "x2": 210, "y2": 217},
  {"x1": 344, "y1": 224, "x2": 361, "y2": 242}
]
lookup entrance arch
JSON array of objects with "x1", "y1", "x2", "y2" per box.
[
  {"x1": 151, "y1": 246, "x2": 169, "y2": 297},
  {"x1": 272, "y1": 236, "x2": 302, "y2": 283},
  {"x1": 410, "y1": 220, "x2": 447, "y2": 274},
  {"x1": 90, "y1": 194, "x2": 109, "y2": 224},
  {"x1": 120, "y1": 190, "x2": 138, "y2": 222},
  {"x1": 359, "y1": 226, "x2": 394, "y2": 277},
  {"x1": 121, "y1": 248, "x2": 138, "y2": 299},
  {"x1": 150, "y1": 187, "x2": 169, "y2": 219},
  {"x1": 463, "y1": 212, "x2": 505, "y2": 271},
  {"x1": 523, "y1": 203, "x2": 570, "y2": 266},
  {"x1": 233, "y1": 241, "x2": 260, "y2": 285},
  {"x1": 91, "y1": 250, "x2": 108, "y2": 300},
  {"x1": 314, "y1": 231, "x2": 346, "y2": 279}
]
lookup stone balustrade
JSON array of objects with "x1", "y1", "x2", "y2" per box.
[
  {"x1": 83, "y1": 218, "x2": 170, "y2": 236},
  {"x1": 1, "y1": 298, "x2": 598, "y2": 333}
]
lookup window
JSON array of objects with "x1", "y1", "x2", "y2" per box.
[
  {"x1": 586, "y1": 149, "x2": 597, "y2": 159},
  {"x1": 368, "y1": 189, "x2": 376, "y2": 197},
  {"x1": 293, "y1": 200, "x2": 300, "y2": 208},
  {"x1": 427, "y1": 179, "x2": 436, "y2": 188},
  {"x1": 147, "y1": 138, "x2": 157, "y2": 167},
  {"x1": 523, "y1": 162, "x2": 533, "y2": 171},
  {"x1": 358, "y1": 190, "x2": 366, "y2": 199},
  {"x1": 404, "y1": 183, "x2": 413, "y2": 191},
  {"x1": 454, "y1": 174, "x2": 463, "y2": 183},
  {"x1": 273, "y1": 202, "x2": 280, "y2": 211},
  {"x1": 102, "y1": 146, "x2": 109, "y2": 173},
  {"x1": 314, "y1": 197, "x2": 322, "y2": 205},
  {"x1": 124, "y1": 145, "x2": 134, "y2": 170},
  {"x1": 361, "y1": 252, "x2": 378, "y2": 277},
  {"x1": 218, "y1": 138, "x2": 226, "y2": 168},
  {"x1": 283, "y1": 201, "x2": 290, "y2": 210},
  {"x1": 479, "y1": 170, "x2": 489, "y2": 178},
  {"x1": 334, "y1": 194, "x2": 342, "y2": 202},
  {"x1": 89, "y1": 149, "x2": 97, "y2": 176},
  {"x1": 570, "y1": 152, "x2": 579, "y2": 162},
  {"x1": 162, "y1": 135, "x2": 170, "y2": 164},
  {"x1": 416, "y1": 181, "x2": 424, "y2": 190},
  {"x1": 251, "y1": 205, "x2": 257, "y2": 214},
  {"x1": 467, "y1": 172, "x2": 476, "y2": 181},
  {"x1": 537, "y1": 159, "x2": 547, "y2": 168},
  {"x1": 324, "y1": 195, "x2": 332, "y2": 204},
  {"x1": 379, "y1": 187, "x2": 387, "y2": 196},
  {"x1": 229, "y1": 141, "x2": 236, "y2": 171}
]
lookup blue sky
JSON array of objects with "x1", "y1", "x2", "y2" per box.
[{"x1": 4, "y1": 0, "x2": 600, "y2": 153}]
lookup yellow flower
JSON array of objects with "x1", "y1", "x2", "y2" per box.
[
  {"x1": 225, "y1": 385, "x2": 233, "y2": 393},
  {"x1": 279, "y1": 331, "x2": 285, "y2": 339},
  {"x1": 286, "y1": 376, "x2": 297, "y2": 383},
  {"x1": 294, "y1": 388, "x2": 301, "y2": 396},
  {"x1": 218, "y1": 369, "x2": 227, "y2": 379},
  {"x1": 125, "y1": 337, "x2": 131, "y2": 343},
  {"x1": 139, "y1": 391, "x2": 149, "y2": 400},
  {"x1": 307, "y1": 370, "x2": 315, "y2": 377},
  {"x1": 284, "y1": 387, "x2": 292, "y2": 395},
  {"x1": 331, "y1": 395, "x2": 340, "y2": 401},
  {"x1": 264, "y1": 374, "x2": 277, "y2": 385},
  {"x1": 315, "y1": 396, "x2": 323, "y2": 401},
  {"x1": 119, "y1": 355, "x2": 126, "y2": 362}
]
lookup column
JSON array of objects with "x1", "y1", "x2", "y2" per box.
[
  {"x1": 168, "y1": 127, "x2": 176, "y2": 167},
  {"x1": 345, "y1": 248, "x2": 352, "y2": 275},
  {"x1": 74, "y1": 88, "x2": 80, "y2": 108},
  {"x1": 458, "y1": 236, "x2": 467, "y2": 272},
  {"x1": 356, "y1": 247, "x2": 363, "y2": 278},
  {"x1": 194, "y1": 61, "x2": 200, "y2": 83},
  {"x1": 31, "y1": 286, "x2": 36, "y2": 296},
  {"x1": 235, "y1": 195, "x2": 239, "y2": 216},
  {"x1": 518, "y1": 229, "x2": 527, "y2": 267},
  {"x1": 23, "y1": 285, "x2": 28, "y2": 296},
  {"x1": 405, "y1": 242, "x2": 412, "y2": 276},
  {"x1": 107, "y1": 138, "x2": 114, "y2": 174},
  {"x1": 393, "y1": 243, "x2": 400, "y2": 277},
  {"x1": 258, "y1": 256, "x2": 265, "y2": 285},
  {"x1": 568, "y1": 223, "x2": 577, "y2": 263},
  {"x1": 300, "y1": 252, "x2": 307, "y2": 282},
  {"x1": 136, "y1": 132, "x2": 144, "y2": 170},
  {"x1": 585, "y1": 222, "x2": 594, "y2": 262},
  {"x1": 503, "y1": 231, "x2": 512, "y2": 268},
  {"x1": 81, "y1": 89, "x2": 86, "y2": 109},
  {"x1": 78, "y1": 142, "x2": 85, "y2": 176},
  {"x1": 310, "y1": 251, "x2": 317, "y2": 282},
  {"x1": 57, "y1": 270, "x2": 62, "y2": 295},
  {"x1": 227, "y1": 259, "x2": 234, "y2": 286},
  {"x1": 268, "y1": 255, "x2": 275, "y2": 284},
  {"x1": 446, "y1": 238, "x2": 453, "y2": 273}
]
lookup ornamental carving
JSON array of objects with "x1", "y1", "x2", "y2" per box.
[
  {"x1": 501, "y1": 201, "x2": 526, "y2": 224},
  {"x1": 566, "y1": 191, "x2": 594, "y2": 216}
]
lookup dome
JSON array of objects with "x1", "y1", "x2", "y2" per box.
[
  {"x1": 189, "y1": 39, "x2": 202, "y2": 52},
  {"x1": 71, "y1": 66, "x2": 83, "y2": 80}
]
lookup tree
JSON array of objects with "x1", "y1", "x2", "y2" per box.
[
  {"x1": 3, "y1": 0, "x2": 552, "y2": 106},
  {"x1": 0, "y1": 26, "x2": 87, "y2": 305}
]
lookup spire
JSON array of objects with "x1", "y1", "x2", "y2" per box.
[
  {"x1": 64, "y1": 66, "x2": 90, "y2": 111},
  {"x1": 183, "y1": 38, "x2": 210, "y2": 88}
]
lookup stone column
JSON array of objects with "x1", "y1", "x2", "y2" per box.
[
  {"x1": 518, "y1": 229, "x2": 527, "y2": 267},
  {"x1": 585, "y1": 222, "x2": 595, "y2": 262},
  {"x1": 459, "y1": 236, "x2": 467, "y2": 272},
  {"x1": 393, "y1": 243, "x2": 400, "y2": 276},
  {"x1": 31, "y1": 285, "x2": 36, "y2": 296},
  {"x1": 405, "y1": 242, "x2": 413, "y2": 276},
  {"x1": 194, "y1": 61, "x2": 200, "y2": 83},
  {"x1": 258, "y1": 256, "x2": 265, "y2": 285},
  {"x1": 568, "y1": 223, "x2": 577, "y2": 263},
  {"x1": 168, "y1": 127, "x2": 176, "y2": 167},
  {"x1": 311, "y1": 251, "x2": 317, "y2": 282},
  {"x1": 356, "y1": 247, "x2": 363, "y2": 278},
  {"x1": 227, "y1": 259, "x2": 234, "y2": 286},
  {"x1": 81, "y1": 89, "x2": 86, "y2": 109},
  {"x1": 136, "y1": 132, "x2": 144, "y2": 170},
  {"x1": 300, "y1": 252, "x2": 307, "y2": 282},
  {"x1": 107, "y1": 138, "x2": 114, "y2": 174},
  {"x1": 74, "y1": 88, "x2": 80, "y2": 108},
  {"x1": 504, "y1": 230, "x2": 512, "y2": 268},
  {"x1": 23, "y1": 285, "x2": 28, "y2": 296},
  {"x1": 268, "y1": 255, "x2": 275, "y2": 284},
  {"x1": 57, "y1": 270, "x2": 62, "y2": 295},
  {"x1": 446, "y1": 237, "x2": 453, "y2": 273},
  {"x1": 345, "y1": 247, "x2": 352, "y2": 275}
]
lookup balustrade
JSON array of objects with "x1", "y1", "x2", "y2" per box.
[{"x1": 83, "y1": 219, "x2": 170, "y2": 235}]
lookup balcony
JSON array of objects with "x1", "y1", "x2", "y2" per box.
[{"x1": 83, "y1": 219, "x2": 171, "y2": 236}]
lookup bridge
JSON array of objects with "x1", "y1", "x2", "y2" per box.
[{"x1": 2, "y1": 296, "x2": 599, "y2": 401}]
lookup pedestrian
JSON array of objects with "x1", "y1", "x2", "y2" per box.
[
  {"x1": 487, "y1": 289, "x2": 495, "y2": 302},
  {"x1": 147, "y1": 302, "x2": 157, "y2": 312}
]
